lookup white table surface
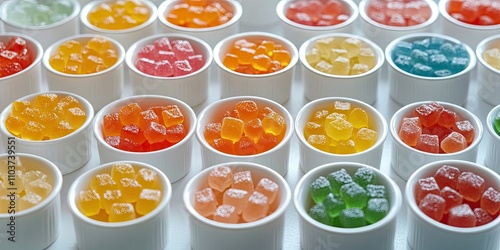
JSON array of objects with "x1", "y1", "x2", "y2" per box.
[{"x1": 1, "y1": 16, "x2": 499, "y2": 250}]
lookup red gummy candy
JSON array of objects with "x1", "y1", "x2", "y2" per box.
[
  {"x1": 433, "y1": 164, "x2": 460, "y2": 190},
  {"x1": 437, "y1": 108, "x2": 458, "y2": 128},
  {"x1": 419, "y1": 193, "x2": 445, "y2": 221},
  {"x1": 480, "y1": 187, "x2": 500, "y2": 215},
  {"x1": 474, "y1": 208, "x2": 493, "y2": 226},
  {"x1": 440, "y1": 131, "x2": 467, "y2": 153},
  {"x1": 448, "y1": 204, "x2": 476, "y2": 227},
  {"x1": 415, "y1": 134, "x2": 439, "y2": 153},
  {"x1": 413, "y1": 102, "x2": 443, "y2": 127},
  {"x1": 440, "y1": 186, "x2": 463, "y2": 214},
  {"x1": 415, "y1": 176, "x2": 440, "y2": 202},
  {"x1": 452, "y1": 120, "x2": 475, "y2": 144},
  {"x1": 398, "y1": 119, "x2": 422, "y2": 146}
]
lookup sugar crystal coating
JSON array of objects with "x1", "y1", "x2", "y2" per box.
[
  {"x1": 87, "y1": 0, "x2": 150, "y2": 30},
  {"x1": 166, "y1": 1, "x2": 234, "y2": 28},
  {"x1": 446, "y1": 0, "x2": 500, "y2": 25}
]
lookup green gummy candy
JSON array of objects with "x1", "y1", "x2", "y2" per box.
[
  {"x1": 323, "y1": 193, "x2": 345, "y2": 218},
  {"x1": 365, "y1": 198, "x2": 389, "y2": 224},
  {"x1": 327, "y1": 169, "x2": 353, "y2": 195},
  {"x1": 366, "y1": 184, "x2": 386, "y2": 199},
  {"x1": 340, "y1": 208, "x2": 366, "y2": 228},
  {"x1": 340, "y1": 182, "x2": 368, "y2": 209},
  {"x1": 494, "y1": 111, "x2": 500, "y2": 136},
  {"x1": 308, "y1": 203, "x2": 332, "y2": 226},
  {"x1": 309, "y1": 176, "x2": 332, "y2": 204},
  {"x1": 353, "y1": 167, "x2": 376, "y2": 187}
]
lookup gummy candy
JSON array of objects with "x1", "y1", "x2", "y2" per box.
[
  {"x1": 166, "y1": 1, "x2": 234, "y2": 28},
  {"x1": 87, "y1": 0, "x2": 150, "y2": 30}
]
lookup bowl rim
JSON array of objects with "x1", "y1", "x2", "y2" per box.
[
  {"x1": 0, "y1": 91, "x2": 95, "y2": 144},
  {"x1": 157, "y1": 0, "x2": 242, "y2": 33},
  {"x1": 275, "y1": 0, "x2": 359, "y2": 31},
  {"x1": 389, "y1": 100, "x2": 484, "y2": 157},
  {"x1": 486, "y1": 104, "x2": 500, "y2": 141},
  {"x1": 42, "y1": 33, "x2": 126, "y2": 78},
  {"x1": 293, "y1": 161, "x2": 403, "y2": 234},
  {"x1": 0, "y1": 0, "x2": 81, "y2": 30},
  {"x1": 406, "y1": 159, "x2": 500, "y2": 233},
  {"x1": 0, "y1": 153, "x2": 63, "y2": 218},
  {"x1": 294, "y1": 96, "x2": 389, "y2": 157},
  {"x1": 359, "y1": 0, "x2": 439, "y2": 31},
  {"x1": 213, "y1": 31, "x2": 299, "y2": 78},
  {"x1": 67, "y1": 160, "x2": 172, "y2": 228},
  {"x1": 125, "y1": 33, "x2": 213, "y2": 80},
  {"x1": 299, "y1": 32, "x2": 385, "y2": 79},
  {"x1": 385, "y1": 32, "x2": 477, "y2": 80},
  {"x1": 195, "y1": 95, "x2": 294, "y2": 159},
  {"x1": 0, "y1": 32, "x2": 44, "y2": 80},
  {"x1": 80, "y1": 0, "x2": 158, "y2": 34},
  {"x1": 476, "y1": 34, "x2": 500, "y2": 74},
  {"x1": 93, "y1": 94, "x2": 196, "y2": 155},
  {"x1": 438, "y1": 0, "x2": 500, "y2": 30},
  {"x1": 183, "y1": 161, "x2": 292, "y2": 229}
]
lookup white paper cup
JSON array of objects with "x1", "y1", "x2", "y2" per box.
[
  {"x1": 93, "y1": 95, "x2": 196, "y2": 183},
  {"x1": 0, "y1": 153, "x2": 62, "y2": 250},
  {"x1": 68, "y1": 161, "x2": 172, "y2": 250},
  {"x1": 406, "y1": 160, "x2": 500, "y2": 250},
  {"x1": 0, "y1": 91, "x2": 94, "y2": 175},
  {"x1": 0, "y1": 0, "x2": 81, "y2": 49},
  {"x1": 294, "y1": 162, "x2": 402, "y2": 250},
  {"x1": 183, "y1": 162, "x2": 291, "y2": 250},
  {"x1": 0, "y1": 33, "x2": 42, "y2": 112},
  {"x1": 390, "y1": 101, "x2": 483, "y2": 180},
  {"x1": 157, "y1": 0, "x2": 242, "y2": 48},
  {"x1": 126, "y1": 33, "x2": 213, "y2": 107}
]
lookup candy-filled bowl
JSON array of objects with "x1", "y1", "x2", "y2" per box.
[
  {"x1": 295, "y1": 97, "x2": 388, "y2": 173},
  {"x1": 0, "y1": 153, "x2": 63, "y2": 250},
  {"x1": 294, "y1": 162, "x2": 402, "y2": 250},
  {"x1": 195, "y1": 96, "x2": 294, "y2": 176},
  {"x1": 0, "y1": 91, "x2": 94, "y2": 175},
  {"x1": 276, "y1": 0, "x2": 359, "y2": 47},
  {"x1": 390, "y1": 101, "x2": 483, "y2": 180},
  {"x1": 358, "y1": 0, "x2": 439, "y2": 49},
  {"x1": 299, "y1": 33, "x2": 384, "y2": 104},
  {"x1": 80, "y1": 0, "x2": 158, "y2": 48},
  {"x1": 406, "y1": 160, "x2": 500, "y2": 250},
  {"x1": 0, "y1": 33, "x2": 43, "y2": 112},
  {"x1": 67, "y1": 160, "x2": 172, "y2": 250},
  {"x1": 485, "y1": 104, "x2": 500, "y2": 174},
  {"x1": 43, "y1": 34, "x2": 125, "y2": 111},
  {"x1": 183, "y1": 162, "x2": 291, "y2": 250},
  {"x1": 476, "y1": 34, "x2": 500, "y2": 106},
  {"x1": 386, "y1": 33, "x2": 476, "y2": 106},
  {"x1": 126, "y1": 33, "x2": 213, "y2": 107},
  {"x1": 0, "y1": 0, "x2": 81, "y2": 48},
  {"x1": 438, "y1": 0, "x2": 500, "y2": 49},
  {"x1": 157, "y1": 0, "x2": 242, "y2": 48},
  {"x1": 213, "y1": 32, "x2": 298, "y2": 104},
  {"x1": 93, "y1": 95, "x2": 196, "y2": 183}
]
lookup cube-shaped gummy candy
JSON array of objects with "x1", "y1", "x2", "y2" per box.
[
  {"x1": 340, "y1": 182, "x2": 368, "y2": 209},
  {"x1": 365, "y1": 198, "x2": 389, "y2": 224},
  {"x1": 309, "y1": 176, "x2": 332, "y2": 203},
  {"x1": 322, "y1": 193, "x2": 345, "y2": 218},
  {"x1": 340, "y1": 208, "x2": 366, "y2": 228},
  {"x1": 327, "y1": 169, "x2": 353, "y2": 195},
  {"x1": 353, "y1": 167, "x2": 376, "y2": 187}
]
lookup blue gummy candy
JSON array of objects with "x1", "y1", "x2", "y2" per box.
[
  {"x1": 429, "y1": 37, "x2": 445, "y2": 49},
  {"x1": 412, "y1": 38, "x2": 430, "y2": 51},
  {"x1": 410, "y1": 63, "x2": 434, "y2": 77},
  {"x1": 411, "y1": 49, "x2": 429, "y2": 64},
  {"x1": 392, "y1": 41, "x2": 413, "y2": 57},
  {"x1": 429, "y1": 54, "x2": 449, "y2": 70},
  {"x1": 453, "y1": 44, "x2": 469, "y2": 58},
  {"x1": 440, "y1": 42, "x2": 456, "y2": 59},
  {"x1": 450, "y1": 57, "x2": 469, "y2": 73},
  {"x1": 394, "y1": 55, "x2": 412, "y2": 72},
  {"x1": 434, "y1": 69, "x2": 452, "y2": 77}
]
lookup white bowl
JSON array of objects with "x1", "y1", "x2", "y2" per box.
[
  {"x1": 485, "y1": 104, "x2": 500, "y2": 174},
  {"x1": 68, "y1": 160, "x2": 172, "y2": 250},
  {"x1": 276, "y1": 0, "x2": 359, "y2": 47},
  {"x1": 0, "y1": 0, "x2": 81, "y2": 48},
  {"x1": 390, "y1": 101, "x2": 483, "y2": 180},
  {"x1": 80, "y1": 0, "x2": 158, "y2": 49},
  {"x1": 0, "y1": 153, "x2": 62, "y2": 250},
  {"x1": 295, "y1": 97, "x2": 388, "y2": 173},
  {"x1": 157, "y1": 0, "x2": 242, "y2": 48},
  {"x1": 299, "y1": 33, "x2": 384, "y2": 104},
  {"x1": 0, "y1": 91, "x2": 94, "y2": 175},
  {"x1": 93, "y1": 95, "x2": 196, "y2": 183},
  {"x1": 0, "y1": 33, "x2": 43, "y2": 112},
  {"x1": 476, "y1": 34, "x2": 500, "y2": 106},
  {"x1": 183, "y1": 162, "x2": 291, "y2": 250},
  {"x1": 43, "y1": 34, "x2": 125, "y2": 111},
  {"x1": 126, "y1": 33, "x2": 213, "y2": 107},
  {"x1": 195, "y1": 96, "x2": 294, "y2": 176},
  {"x1": 406, "y1": 160, "x2": 500, "y2": 250},
  {"x1": 294, "y1": 162, "x2": 402, "y2": 250},
  {"x1": 358, "y1": 0, "x2": 439, "y2": 49},
  {"x1": 438, "y1": 0, "x2": 500, "y2": 49},
  {"x1": 386, "y1": 33, "x2": 476, "y2": 106},
  {"x1": 213, "y1": 32, "x2": 299, "y2": 104}
]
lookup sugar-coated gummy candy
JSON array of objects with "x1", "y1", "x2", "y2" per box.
[
  {"x1": 366, "y1": 184, "x2": 386, "y2": 199},
  {"x1": 78, "y1": 189, "x2": 101, "y2": 216},
  {"x1": 285, "y1": 0, "x2": 351, "y2": 26},
  {"x1": 474, "y1": 208, "x2": 494, "y2": 226},
  {"x1": 208, "y1": 165, "x2": 233, "y2": 192},
  {"x1": 327, "y1": 169, "x2": 353, "y2": 195},
  {"x1": 440, "y1": 186, "x2": 463, "y2": 214},
  {"x1": 340, "y1": 208, "x2": 366, "y2": 228},
  {"x1": 415, "y1": 176, "x2": 440, "y2": 202},
  {"x1": 213, "y1": 204, "x2": 239, "y2": 223},
  {"x1": 308, "y1": 203, "x2": 333, "y2": 226},
  {"x1": 418, "y1": 193, "x2": 445, "y2": 221},
  {"x1": 109, "y1": 203, "x2": 136, "y2": 222},
  {"x1": 457, "y1": 171, "x2": 486, "y2": 202},
  {"x1": 480, "y1": 187, "x2": 500, "y2": 215},
  {"x1": 87, "y1": 0, "x2": 150, "y2": 30},
  {"x1": 166, "y1": 0, "x2": 234, "y2": 28},
  {"x1": 446, "y1": 0, "x2": 500, "y2": 25},
  {"x1": 310, "y1": 176, "x2": 332, "y2": 204},
  {"x1": 223, "y1": 188, "x2": 249, "y2": 214},
  {"x1": 204, "y1": 101, "x2": 286, "y2": 155},
  {"x1": 448, "y1": 204, "x2": 476, "y2": 227},
  {"x1": 255, "y1": 178, "x2": 279, "y2": 204},
  {"x1": 194, "y1": 187, "x2": 218, "y2": 217},
  {"x1": 322, "y1": 193, "x2": 345, "y2": 218},
  {"x1": 340, "y1": 182, "x2": 368, "y2": 209},
  {"x1": 433, "y1": 164, "x2": 460, "y2": 190},
  {"x1": 365, "y1": 198, "x2": 389, "y2": 224},
  {"x1": 353, "y1": 167, "x2": 376, "y2": 188},
  {"x1": 5, "y1": 0, "x2": 73, "y2": 27},
  {"x1": 136, "y1": 189, "x2": 162, "y2": 215},
  {"x1": 242, "y1": 191, "x2": 270, "y2": 222},
  {"x1": 232, "y1": 171, "x2": 254, "y2": 193}
]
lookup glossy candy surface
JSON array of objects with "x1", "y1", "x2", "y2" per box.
[
  {"x1": 87, "y1": 0, "x2": 150, "y2": 30},
  {"x1": 0, "y1": 37, "x2": 35, "y2": 78},
  {"x1": 166, "y1": 0, "x2": 234, "y2": 28},
  {"x1": 366, "y1": 0, "x2": 432, "y2": 26},
  {"x1": 446, "y1": 0, "x2": 500, "y2": 25},
  {"x1": 4, "y1": 0, "x2": 73, "y2": 26},
  {"x1": 285, "y1": 0, "x2": 351, "y2": 26}
]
